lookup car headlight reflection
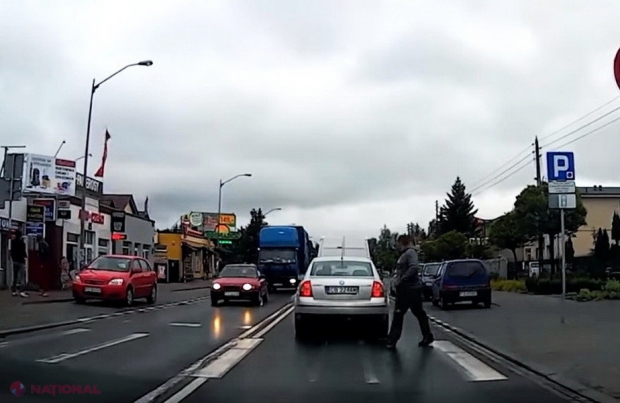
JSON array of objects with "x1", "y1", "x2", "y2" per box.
[
  {"x1": 242, "y1": 283, "x2": 252, "y2": 291},
  {"x1": 212, "y1": 283, "x2": 221, "y2": 290}
]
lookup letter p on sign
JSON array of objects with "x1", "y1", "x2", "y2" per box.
[{"x1": 546, "y1": 152, "x2": 575, "y2": 182}]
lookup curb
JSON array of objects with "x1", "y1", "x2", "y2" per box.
[
  {"x1": 0, "y1": 319, "x2": 82, "y2": 338},
  {"x1": 22, "y1": 298, "x2": 75, "y2": 305},
  {"x1": 429, "y1": 315, "x2": 617, "y2": 403}
]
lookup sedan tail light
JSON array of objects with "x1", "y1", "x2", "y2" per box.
[
  {"x1": 299, "y1": 280, "x2": 313, "y2": 297},
  {"x1": 371, "y1": 281, "x2": 384, "y2": 298}
]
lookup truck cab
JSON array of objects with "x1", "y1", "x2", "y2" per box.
[{"x1": 258, "y1": 226, "x2": 311, "y2": 292}]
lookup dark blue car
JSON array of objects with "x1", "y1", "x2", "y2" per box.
[{"x1": 431, "y1": 259, "x2": 492, "y2": 310}]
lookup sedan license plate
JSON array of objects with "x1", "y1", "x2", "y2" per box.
[
  {"x1": 425, "y1": 282, "x2": 433, "y2": 286},
  {"x1": 224, "y1": 291, "x2": 239, "y2": 297},
  {"x1": 325, "y1": 286, "x2": 358, "y2": 295},
  {"x1": 459, "y1": 291, "x2": 477, "y2": 297},
  {"x1": 84, "y1": 287, "x2": 101, "y2": 294}
]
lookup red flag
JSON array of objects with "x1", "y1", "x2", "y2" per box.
[{"x1": 94, "y1": 130, "x2": 111, "y2": 178}]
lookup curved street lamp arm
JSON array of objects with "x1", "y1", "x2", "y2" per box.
[
  {"x1": 221, "y1": 173, "x2": 251, "y2": 187},
  {"x1": 94, "y1": 63, "x2": 142, "y2": 91}
]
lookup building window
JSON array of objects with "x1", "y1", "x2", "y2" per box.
[
  {"x1": 84, "y1": 231, "x2": 95, "y2": 245},
  {"x1": 143, "y1": 246, "x2": 150, "y2": 260},
  {"x1": 67, "y1": 233, "x2": 79, "y2": 244},
  {"x1": 134, "y1": 243, "x2": 141, "y2": 256},
  {"x1": 98, "y1": 238, "x2": 110, "y2": 256},
  {"x1": 122, "y1": 241, "x2": 131, "y2": 256}
]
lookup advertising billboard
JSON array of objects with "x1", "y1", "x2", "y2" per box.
[
  {"x1": 181, "y1": 212, "x2": 239, "y2": 239},
  {"x1": 22, "y1": 154, "x2": 77, "y2": 197}
]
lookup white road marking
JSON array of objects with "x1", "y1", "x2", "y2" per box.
[
  {"x1": 192, "y1": 338, "x2": 263, "y2": 379},
  {"x1": 0, "y1": 328, "x2": 91, "y2": 349},
  {"x1": 239, "y1": 325, "x2": 252, "y2": 330},
  {"x1": 162, "y1": 378, "x2": 207, "y2": 403},
  {"x1": 36, "y1": 333, "x2": 149, "y2": 364},
  {"x1": 62, "y1": 328, "x2": 91, "y2": 336},
  {"x1": 434, "y1": 340, "x2": 507, "y2": 382},
  {"x1": 252, "y1": 306, "x2": 294, "y2": 338},
  {"x1": 0, "y1": 342, "x2": 7, "y2": 348},
  {"x1": 169, "y1": 323, "x2": 202, "y2": 328},
  {"x1": 237, "y1": 303, "x2": 293, "y2": 339},
  {"x1": 359, "y1": 341, "x2": 380, "y2": 384}
]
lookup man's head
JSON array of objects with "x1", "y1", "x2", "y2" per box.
[{"x1": 396, "y1": 234, "x2": 414, "y2": 252}]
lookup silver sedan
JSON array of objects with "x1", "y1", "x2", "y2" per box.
[{"x1": 293, "y1": 256, "x2": 389, "y2": 340}]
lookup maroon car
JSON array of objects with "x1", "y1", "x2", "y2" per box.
[{"x1": 211, "y1": 264, "x2": 269, "y2": 306}]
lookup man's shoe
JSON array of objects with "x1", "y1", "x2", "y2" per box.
[{"x1": 418, "y1": 333, "x2": 434, "y2": 347}]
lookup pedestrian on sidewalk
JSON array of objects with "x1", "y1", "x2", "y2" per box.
[
  {"x1": 60, "y1": 256, "x2": 72, "y2": 290},
  {"x1": 36, "y1": 235, "x2": 49, "y2": 297},
  {"x1": 386, "y1": 234, "x2": 433, "y2": 350},
  {"x1": 10, "y1": 230, "x2": 28, "y2": 298}
]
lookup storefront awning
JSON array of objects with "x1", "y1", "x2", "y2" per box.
[{"x1": 182, "y1": 238, "x2": 212, "y2": 250}]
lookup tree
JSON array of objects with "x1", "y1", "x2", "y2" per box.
[
  {"x1": 612, "y1": 212, "x2": 620, "y2": 245},
  {"x1": 439, "y1": 177, "x2": 478, "y2": 236},
  {"x1": 420, "y1": 231, "x2": 469, "y2": 262},
  {"x1": 593, "y1": 228, "x2": 610, "y2": 261},
  {"x1": 488, "y1": 212, "x2": 527, "y2": 263},
  {"x1": 565, "y1": 237, "x2": 575, "y2": 263},
  {"x1": 230, "y1": 208, "x2": 268, "y2": 264},
  {"x1": 374, "y1": 225, "x2": 399, "y2": 271},
  {"x1": 427, "y1": 219, "x2": 439, "y2": 239},
  {"x1": 406, "y1": 222, "x2": 427, "y2": 244},
  {"x1": 512, "y1": 183, "x2": 587, "y2": 273}
]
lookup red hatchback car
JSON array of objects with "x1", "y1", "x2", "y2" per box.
[
  {"x1": 211, "y1": 264, "x2": 269, "y2": 307},
  {"x1": 72, "y1": 255, "x2": 158, "y2": 306}
]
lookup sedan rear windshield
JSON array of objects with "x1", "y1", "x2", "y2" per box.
[
  {"x1": 445, "y1": 262, "x2": 486, "y2": 278},
  {"x1": 423, "y1": 264, "x2": 441, "y2": 276},
  {"x1": 310, "y1": 261, "x2": 373, "y2": 277},
  {"x1": 89, "y1": 256, "x2": 132, "y2": 272}
]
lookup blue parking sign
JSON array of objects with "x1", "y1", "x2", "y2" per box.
[{"x1": 546, "y1": 152, "x2": 575, "y2": 181}]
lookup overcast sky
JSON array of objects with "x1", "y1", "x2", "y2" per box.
[{"x1": 2, "y1": 0, "x2": 620, "y2": 239}]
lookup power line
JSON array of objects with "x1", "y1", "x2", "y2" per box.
[
  {"x1": 471, "y1": 159, "x2": 533, "y2": 197},
  {"x1": 538, "y1": 95, "x2": 620, "y2": 142},
  {"x1": 468, "y1": 96, "x2": 620, "y2": 189},
  {"x1": 541, "y1": 105, "x2": 620, "y2": 149},
  {"x1": 469, "y1": 153, "x2": 532, "y2": 194},
  {"x1": 549, "y1": 114, "x2": 620, "y2": 150}
]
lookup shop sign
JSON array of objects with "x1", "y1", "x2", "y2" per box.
[
  {"x1": 204, "y1": 231, "x2": 242, "y2": 240},
  {"x1": 27, "y1": 205, "x2": 45, "y2": 223},
  {"x1": 112, "y1": 232, "x2": 127, "y2": 240},
  {"x1": 58, "y1": 209, "x2": 71, "y2": 220},
  {"x1": 0, "y1": 218, "x2": 21, "y2": 231},
  {"x1": 32, "y1": 198, "x2": 56, "y2": 221},
  {"x1": 80, "y1": 210, "x2": 105, "y2": 224},
  {"x1": 26, "y1": 222, "x2": 45, "y2": 237},
  {"x1": 110, "y1": 211, "x2": 126, "y2": 232},
  {"x1": 76, "y1": 173, "x2": 103, "y2": 195},
  {"x1": 22, "y1": 154, "x2": 77, "y2": 197}
]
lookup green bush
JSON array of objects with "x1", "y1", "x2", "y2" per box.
[
  {"x1": 566, "y1": 280, "x2": 620, "y2": 301},
  {"x1": 525, "y1": 276, "x2": 604, "y2": 295},
  {"x1": 489, "y1": 272, "x2": 500, "y2": 281},
  {"x1": 491, "y1": 279, "x2": 526, "y2": 292}
]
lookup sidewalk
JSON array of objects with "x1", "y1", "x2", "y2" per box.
[
  {"x1": 428, "y1": 291, "x2": 620, "y2": 401},
  {"x1": 0, "y1": 280, "x2": 211, "y2": 335}
]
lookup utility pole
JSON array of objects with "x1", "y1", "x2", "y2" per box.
[{"x1": 534, "y1": 136, "x2": 544, "y2": 273}]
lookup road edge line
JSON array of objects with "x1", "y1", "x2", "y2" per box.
[{"x1": 428, "y1": 315, "x2": 617, "y2": 403}]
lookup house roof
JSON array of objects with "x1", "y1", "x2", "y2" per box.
[
  {"x1": 577, "y1": 186, "x2": 620, "y2": 197},
  {"x1": 99, "y1": 194, "x2": 138, "y2": 214}
]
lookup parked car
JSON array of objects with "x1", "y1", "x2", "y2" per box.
[
  {"x1": 211, "y1": 264, "x2": 269, "y2": 306},
  {"x1": 72, "y1": 255, "x2": 157, "y2": 306},
  {"x1": 293, "y1": 256, "x2": 389, "y2": 340},
  {"x1": 431, "y1": 259, "x2": 491, "y2": 309},
  {"x1": 421, "y1": 262, "x2": 442, "y2": 301}
]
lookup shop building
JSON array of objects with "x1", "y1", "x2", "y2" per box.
[{"x1": 155, "y1": 223, "x2": 215, "y2": 282}]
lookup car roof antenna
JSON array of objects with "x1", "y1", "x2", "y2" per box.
[{"x1": 340, "y1": 236, "x2": 345, "y2": 263}]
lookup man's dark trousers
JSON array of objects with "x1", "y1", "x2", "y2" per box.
[{"x1": 387, "y1": 285, "x2": 432, "y2": 344}]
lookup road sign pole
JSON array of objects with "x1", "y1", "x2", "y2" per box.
[{"x1": 560, "y1": 208, "x2": 566, "y2": 325}]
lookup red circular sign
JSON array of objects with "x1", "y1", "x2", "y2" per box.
[{"x1": 614, "y1": 48, "x2": 620, "y2": 90}]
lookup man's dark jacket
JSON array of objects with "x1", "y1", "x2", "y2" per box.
[{"x1": 391, "y1": 247, "x2": 421, "y2": 296}]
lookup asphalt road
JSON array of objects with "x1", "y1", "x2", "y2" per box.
[
  {"x1": 3, "y1": 288, "x2": 210, "y2": 333},
  {"x1": 2, "y1": 294, "x2": 585, "y2": 403},
  {"x1": 0, "y1": 292, "x2": 294, "y2": 402},
  {"x1": 159, "y1": 301, "x2": 582, "y2": 403}
]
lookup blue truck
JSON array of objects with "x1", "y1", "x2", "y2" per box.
[{"x1": 258, "y1": 225, "x2": 312, "y2": 291}]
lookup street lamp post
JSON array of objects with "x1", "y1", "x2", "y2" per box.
[
  {"x1": 264, "y1": 207, "x2": 282, "y2": 216},
  {"x1": 216, "y1": 173, "x2": 252, "y2": 237},
  {"x1": 78, "y1": 60, "x2": 153, "y2": 265},
  {"x1": 75, "y1": 153, "x2": 92, "y2": 163}
]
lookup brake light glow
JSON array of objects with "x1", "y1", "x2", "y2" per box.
[
  {"x1": 443, "y1": 285, "x2": 458, "y2": 290},
  {"x1": 371, "y1": 281, "x2": 384, "y2": 298},
  {"x1": 299, "y1": 280, "x2": 313, "y2": 297}
]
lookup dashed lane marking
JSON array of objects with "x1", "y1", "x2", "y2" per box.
[
  {"x1": 169, "y1": 323, "x2": 202, "y2": 328},
  {"x1": 434, "y1": 340, "x2": 508, "y2": 382},
  {"x1": 36, "y1": 333, "x2": 150, "y2": 364}
]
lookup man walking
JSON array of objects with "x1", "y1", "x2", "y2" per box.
[
  {"x1": 386, "y1": 234, "x2": 433, "y2": 349},
  {"x1": 10, "y1": 230, "x2": 28, "y2": 298}
]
